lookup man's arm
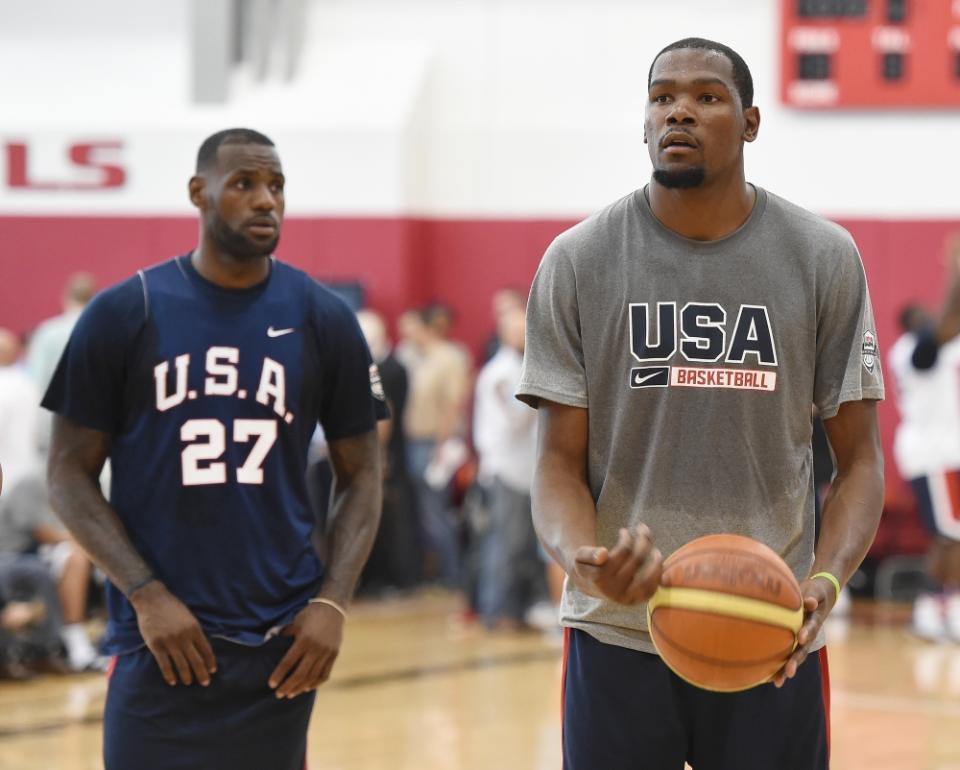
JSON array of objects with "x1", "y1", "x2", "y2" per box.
[
  {"x1": 317, "y1": 429, "x2": 384, "y2": 605},
  {"x1": 269, "y1": 429, "x2": 382, "y2": 699},
  {"x1": 773, "y1": 399, "x2": 883, "y2": 686},
  {"x1": 935, "y1": 236, "x2": 960, "y2": 344},
  {"x1": 532, "y1": 401, "x2": 661, "y2": 604},
  {"x1": 915, "y1": 236, "x2": 960, "y2": 369},
  {"x1": 47, "y1": 414, "x2": 216, "y2": 686}
]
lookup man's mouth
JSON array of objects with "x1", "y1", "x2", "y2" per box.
[
  {"x1": 246, "y1": 219, "x2": 278, "y2": 237},
  {"x1": 661, "y1": 132, "x2": 698, "y2": 150}
]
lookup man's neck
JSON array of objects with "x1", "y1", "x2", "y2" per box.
[
  {"x1": 191, "y1": 244, "x2": 271, "y2": 289},
  {"x1": 647, "y1": 174, "x2": 756, "y2": 242}
]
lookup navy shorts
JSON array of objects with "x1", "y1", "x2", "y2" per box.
[
  {"x1": 562, "y1": 628, "x2": 829, "y2": 770},
  {"x1": 104, "y1": 636, "x2": 315, "y2": 770},
  {"x1": 910, "y1": 471, "x2": 960, "y2": 542}
]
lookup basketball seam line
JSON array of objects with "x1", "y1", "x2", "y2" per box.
[{"x1": 648, "y1": 586, "x2": 803, "y2": 631}]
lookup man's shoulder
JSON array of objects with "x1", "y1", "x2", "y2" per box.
[
  {"x1": 30, "y1": 311, "x2": 76, "y2": 342},
  {"x1": 271, "y1": 258, "x2": 311, "y2": 284},
  {"x1": 56, "y1": 271, "x2": 151, "y2": 358},
  {"x1": 889, "y1": 331, "x2": 916, "y2": 355},
  {"x1": 81, "y1": 272, "x2": 148, "y2": 327},
  {"x1": 478, "y1": 346, "x2": 507, "y2": 376},
  {"x1": 481, "y1": 347, "x2": 521, "y2": 380},
  {"x1": 435, "y1": 340, "x2": 471, "y2": 370},
  {"x1": 760, "y1": 188, "x2": 856, "y2": 249},
  {"x1": 887, "y1": 332, "x2": 916, "y2": 368},
  {"x1": 0, "y1": 365, "x2": 37, "y2": 399},
  {"x1": 941, "y1": 335, "x2": 960, "y2": 361},
  {"x1": 549, "y1": 189, "x2": 641, "y2": 257},
  {"x1": 284, "y1": 264, "x2": 354, "y2": 320}
]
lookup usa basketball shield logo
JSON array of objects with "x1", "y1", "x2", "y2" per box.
[
  {"x1": 369, "y1": 363, "x2": 386, "y2": 401},
  {"x1": 862, "y1": 330, "x2": 877, "y2": 373}
]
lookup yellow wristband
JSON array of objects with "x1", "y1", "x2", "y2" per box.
[
  {"x1": 810, "y1": 571, "x2": 842, "y2": 602},
  {"x1": 308, "y1": 597, "x2": 347, "y2": 619}
]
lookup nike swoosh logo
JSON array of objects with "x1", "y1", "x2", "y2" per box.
[
  {"x1": 267, "y1": 326, "x2": 295, "y2": 338},
  {"x1": 633, "y1": 371, "x2": 662, "y2": 385}
]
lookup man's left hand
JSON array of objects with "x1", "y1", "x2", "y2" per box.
[
  {"x1": 268, "y1": 602, "x2": 344, "y2": 698},
  {"x1": 771, "y1": 577, "x2": 835, "y2": 688}
]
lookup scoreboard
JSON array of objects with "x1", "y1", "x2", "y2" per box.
[{"x1": 781, "y1": 0, "x2": 960, "y2": 108}]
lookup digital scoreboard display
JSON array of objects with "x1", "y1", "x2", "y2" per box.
[{"x1": 781, "y1": 0, "x2": 960, "y2": 108}]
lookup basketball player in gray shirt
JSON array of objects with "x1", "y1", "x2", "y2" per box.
[{"x1": 518, "y1": 38, "x2": 884, "y2": 770}]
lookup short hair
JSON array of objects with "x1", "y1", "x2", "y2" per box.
[
  {"x1": 196, "y1": 128, "x2": 275, "y2": 172},
  {"x1": 64, "y1": 272, "x2": 97, "y2": 305},
  {"x1": 422, "y1": 302, "x2": 454, "y2": 325},
  {"x1": 898, "y1": 302, "x2": 929, "y2": 333},
  {"x1": 648, "y1": 38, "x2": 754, "y2": 109}
]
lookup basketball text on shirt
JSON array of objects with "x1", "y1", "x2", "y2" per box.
[{"x1": 628, "y1": 302, "x2": 778, "y2": 391}]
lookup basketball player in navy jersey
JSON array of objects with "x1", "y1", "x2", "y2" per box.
[{"x1": 43, "y1": 128, "x2": 388, "y2": 770}]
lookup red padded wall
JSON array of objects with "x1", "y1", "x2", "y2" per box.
[{"x1": 1, "y1": 213, "x2": 955, "y2": 516}]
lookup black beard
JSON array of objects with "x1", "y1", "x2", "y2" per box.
[
  {"x1": 653, "y1": 166, "x2": 706, "y2": 189},
  {"x1": 209, "y1": 217, "x2": 279, "y2": 260}
]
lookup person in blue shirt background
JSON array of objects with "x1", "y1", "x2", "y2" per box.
[{"x1": 43, "y1": 127, "x2": 388, "y2": 770}]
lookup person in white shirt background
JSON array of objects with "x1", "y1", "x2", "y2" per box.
[
  {"x1": 0, "y1": 330, "x2": 41, "y2": 493},
  {"x1": 888, "y1": 239, "x2": 960, "y2": 641},
  {"x1": 473, "y1": 306, "x2": 549, "y2": 630}
]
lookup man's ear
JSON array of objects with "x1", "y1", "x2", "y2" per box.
[
  {"x1": 188, "y1": 175, "x2": 206, "y2": 209},
  {"x1": 743, "y1": 106, "x2": 761, "y2": 144}
]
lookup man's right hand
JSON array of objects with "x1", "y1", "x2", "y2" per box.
[
  {"x1": 130, "y1": 581, "x2": 217, "y2": 686},
  {"x1": 571, "y1": 524, "x2": 663, "y2": 605}
]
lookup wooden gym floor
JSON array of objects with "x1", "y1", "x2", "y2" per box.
[{"x1": 0, "y1": 593, "x2": 958, "y2": 770}]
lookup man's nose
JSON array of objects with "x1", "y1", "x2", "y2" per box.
[
  {"x1": 251, "y1": 183, "x2": 277, "y2": 210},
  {"x1": 666, "y1": 99, "x2": 697, "y2": 125}
]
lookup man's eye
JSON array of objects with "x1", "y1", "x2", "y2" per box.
[
  {"x1": 701, "y1": 94, "x2": 718, "y2": 103},
  {"x1": 654, "y1": 95, "x2": 671, "y2": 104}
]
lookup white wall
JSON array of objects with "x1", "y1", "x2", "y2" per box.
[{"x1": 1, "y1": 0, "x2": 958, "y2": 218}]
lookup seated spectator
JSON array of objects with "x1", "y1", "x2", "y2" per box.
[
  {"x1": 0, "y1": 554, "x2": 69, "y2": 678},
  {"x1": 0, "y1": 473, "x2": 105, "y2": 670}
]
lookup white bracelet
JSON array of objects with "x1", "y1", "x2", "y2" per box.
[{"x1": 308, "y1": 597, "x2": 347, "y2": 619}]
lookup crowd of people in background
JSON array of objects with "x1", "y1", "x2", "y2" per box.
[
  {"x1": 327, "y1": 290, "x2": 562, "y2": 634},
  {"x1": 3, "y1": 235, "x2": 959, "y2": 682},
  {"x1": 0, "y1": 274, "x2": 106, "y2": 679}
]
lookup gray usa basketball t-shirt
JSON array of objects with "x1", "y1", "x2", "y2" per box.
[{"x1": 517, "y1": 186, "x2": 884, "y2": 654}]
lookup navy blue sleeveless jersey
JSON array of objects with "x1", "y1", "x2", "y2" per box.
[{"x1": 43, "y1": 256, "x2": 389, "y2": 654}]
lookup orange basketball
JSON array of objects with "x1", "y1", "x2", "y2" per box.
[{"x1": 647, "y1": 533, "x2": 803, "y2": 692}]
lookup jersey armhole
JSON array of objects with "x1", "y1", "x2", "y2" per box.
[{"x1": 136, "y1": 269, "x2": 150, "y2": 323}]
